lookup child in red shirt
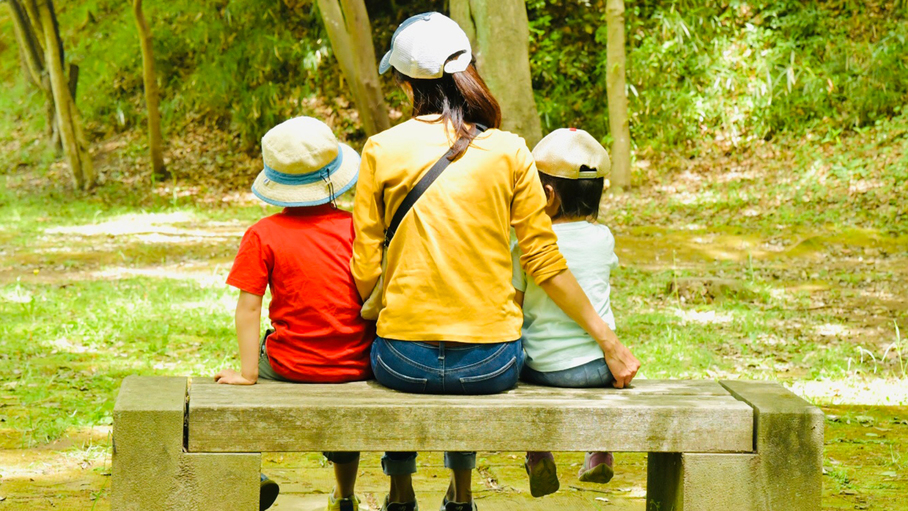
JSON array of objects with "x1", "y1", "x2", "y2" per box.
[{"x1": 214, "y1": 116, "x2": 374, "y2": 511}]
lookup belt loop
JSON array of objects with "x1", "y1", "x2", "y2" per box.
[{"x1": 437, "y1": 341, "x2": 445, "y2": 361}]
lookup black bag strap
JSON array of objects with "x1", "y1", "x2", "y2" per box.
[{"x1": 383, "y1": 124, "x2": 486, "y2": 247}]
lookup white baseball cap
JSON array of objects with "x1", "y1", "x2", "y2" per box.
[
  {"x1": 378, "y1": 12, "x2": 472, "y2": 79},
  {"x1": 251, "y1": 117, "x2": 360, "y2": 207},
  {"x1": 532, "y1": 128, "x2": 611, "y2": 180}
]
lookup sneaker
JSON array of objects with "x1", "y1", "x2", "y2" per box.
[
  {"x1": 577, "y1": 451, "x2": 614, "y2": 484},
  {"x1": 380, "y1": 495, "x2": 419, "y2": 511},
  {"x1": 327, "y1": 492, "x2": 361, "y2": 511},
  {"x1": 525, "y1": 451, "x2": 559, "y2": 497},
  {"x1": 260, "y1": 473, "x2": 280, "y2": 511},
  {"x1": 440, "y1": 498, "x2": 477, "y2": 511}
]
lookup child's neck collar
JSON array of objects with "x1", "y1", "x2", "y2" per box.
[
  {"x1": 283, "y1": 204, "x2": 337, "y2": 215},
  {"x1": 551, "y1": 215, "x2": 589, "y2": 225}
]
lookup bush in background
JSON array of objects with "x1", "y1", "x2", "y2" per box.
[
  {"x1": 528, "y1": 0, "x2": 908, "y2": 149},
  {"x1": 1, "y1": 0, "x2": 905, "y2": 155}
]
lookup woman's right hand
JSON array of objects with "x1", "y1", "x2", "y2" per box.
[{"x1": 596, "y1": 329, "x2": 640, "y2": 389}]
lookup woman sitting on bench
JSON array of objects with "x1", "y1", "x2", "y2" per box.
[{"x1": 349, "y1": 12, "x2": 640, "y2": 511}]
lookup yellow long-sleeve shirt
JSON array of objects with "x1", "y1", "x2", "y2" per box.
[{"x1": 351, "y1": 116, "x2": 567, "y2": 343}]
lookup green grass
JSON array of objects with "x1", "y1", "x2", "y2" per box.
[
  {"x1": 2, "y1": 187, "x2": 902, "y2": 446},
  {"x1": 0, "y1": 182, "x2": 282, "y2": 446},
  {"x1": 611, "y1": 267, "x2": 889, "y2": 382},
  {"x1": 599, "y1": 109, "x2": 908, "y2": 234},
  {"x1": 0, "y1": 276, "x2": 237, "y2": 445},
  {"x1": 0, "y1": 104, "x2": 906, "y2": 446},
  {"x1": 529, "y1": 0, "x2": 908, "y2": 149}
]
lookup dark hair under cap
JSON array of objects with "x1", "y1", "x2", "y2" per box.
[{"x1": 539, "y1": 166, "x2": 605, "y2": 221}]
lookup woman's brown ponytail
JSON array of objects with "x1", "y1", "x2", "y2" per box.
[{"x1": 396, "y1": 61, "x2": 502, "y2": 160}]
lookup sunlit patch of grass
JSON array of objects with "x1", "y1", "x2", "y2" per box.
[
  {"x1": 884, "y1": 321, "x2": 907, "y2": 379},
  {"x1": 822, "y1": 405, "x2": 908, "y2": 506},
  {"x1": 0, "y1": 276, "x2": 237, "y2": 446},
  {"x1": 0, "y1": 186, "x2": 292, "y2": 446},
  {"x1": 614, "y1": 265, "x2": 899, "y2": 386}
]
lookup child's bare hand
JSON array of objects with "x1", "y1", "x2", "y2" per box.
[{"x1": 214, "y1": 368, "x2": 256, "y2": 385}]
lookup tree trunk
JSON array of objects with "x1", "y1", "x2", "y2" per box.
[
  {"x1": 8, "y1": 0, "x2": 44, "y2": 86},
  {"x1": 9, "y1": 0, "x2": 60, "y2": 152},
  {"x1": 37, "y1": 0, "x2": 95, "y2": 190},
  {"x1": 316, "y1": 0, "x2": 390, "y2": 136},
  {"x1": 449, "y1": 0, "x2": 476, "y2": 48},
  {"x1": 316, "y1": 0, "x2": 362, "y2": 111},
  {"x1": 451, "y1": 0, "x2": 542, "y2": 147},
  {"x1": 132, "y1": 0, "x2": 168, "y2": 179},
  {"x1": 339, "y1": 0, "x2": 390, "y2": 135},
  {"x1": 605, "y1": 0, "x2": 631, "y2": 191},
  {"x1": 20, "y1": 0, "x2": 46, "y2": 51}
]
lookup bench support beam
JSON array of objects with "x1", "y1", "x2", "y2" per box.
[
  {"x1": 111, "y1": 376, "x2": 260, "y2": 511},
  {"x1": 646, "y1": 380, "x2": 823, "y2": 511}
]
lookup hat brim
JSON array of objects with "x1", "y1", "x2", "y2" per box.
[
  {"x1": 443, "y1": 51, "x2": 471, "y2": 74},
  {"x1": 251, "y1": 143, "x2": 361, "y2": 207},
  {"x1": 378, "y1": 50, "x2": 392, "y2": 74}
]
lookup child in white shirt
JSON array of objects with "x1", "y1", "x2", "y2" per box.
[{"x1": 511, "y1": 128, "x2": 627, "y2": 498}]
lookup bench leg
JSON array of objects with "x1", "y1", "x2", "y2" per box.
[
  {"x1": 111, "y1": 376, "x2": 260, "y2": 511},
  {"x1": 647, "y1": 452, "x2": 760, "y2": 510},
  {"x1": 168, "y1": 452, "x2": 261, "y2": 509},
  {"x1": 646, "y1": 381, "x2": 823, "y2": 511}
]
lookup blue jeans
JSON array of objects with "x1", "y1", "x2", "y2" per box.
[
  {"x1": 521, "y1": 358, "x2": 614, "y2": 388},
  {"x1": 371, "y1": 336, "x2": 525, "y2": 474}
]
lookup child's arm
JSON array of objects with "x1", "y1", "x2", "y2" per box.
[{"x1": 215, "y1": 290, "x2": 264, "y2": 385}]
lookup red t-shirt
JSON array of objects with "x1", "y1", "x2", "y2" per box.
[{"x1": 226, "y1": 205, "x2": 374, "y2": 382}]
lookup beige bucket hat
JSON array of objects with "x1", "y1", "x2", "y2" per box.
[
  {"x1": 532, "y1": 127, "x2": 611, "y2": 180},
  {"x1": 251, "y1": 117, "x2": 360, "y2": 207}
]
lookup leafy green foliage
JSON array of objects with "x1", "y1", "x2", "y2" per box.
[
  {"x1": 527, "y1": 0, "x2": 908, "y2": 148},
  {"x1": 3, "y1": 0, "x2": 904, "y2": 154},
  {"x1": 60, "y1": 0, "x2": 344, "y2": 150}
]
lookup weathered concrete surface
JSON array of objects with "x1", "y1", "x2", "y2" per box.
[
  {"x1": 188, "y1": 379, "x2": 753, "y2": 453},
  {"x1": 111, "y1": 376, "x2": 187, "y2": 511},
  {"x1": 646, "y1": 381, "x2": 823, "y2": 511},
  {"x1": 166, "y1": 453, "x2": 260, "y2": 510},
  {"x1": 647, "y1": 452, "x2": 760, "y2": 511},
  {"x1": 113, "y1": 377, "x2": 819, "y2": 510},
  {"x1": 111, "y1": 376, "x2": 260, "y2": 511},
  {"x1": 722, "y1": 380, "x2": 824, "y2": 510}
]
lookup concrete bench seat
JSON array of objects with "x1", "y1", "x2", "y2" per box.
[{"x1": 111, "y1": 376, "x2": 823, "y2": 510}]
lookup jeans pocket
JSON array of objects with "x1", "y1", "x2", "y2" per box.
[
  {"x1": 374, "y1": 354, "x2": 428, "y2": 393},
  {"x1": 458, "y1": 356, "x2": 519, "y2": 394}
]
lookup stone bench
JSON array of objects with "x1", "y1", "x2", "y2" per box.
[{"x1": 110, "y1": 376, "x2": 823, "y2": 510}]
